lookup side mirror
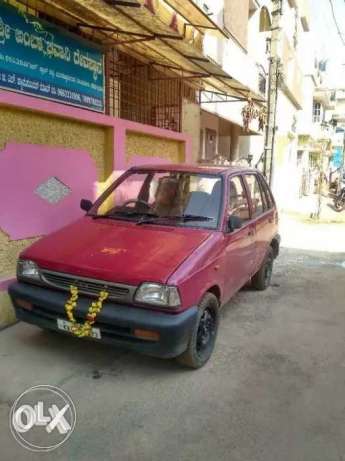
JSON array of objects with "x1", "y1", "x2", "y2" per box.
[
  {"x1": 80, "y1": 199, "x2": 93, "y2": 212},
  {"x1": 228, "y1": 215, "x2": 243, "y2": 232}
]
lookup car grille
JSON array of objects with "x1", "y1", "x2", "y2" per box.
[{"x1": 40, "y1": 270, "x2": 135, "y2": 302}]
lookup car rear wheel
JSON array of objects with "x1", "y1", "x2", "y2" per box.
[
  {"x1": 252, "y1": 247, "x2": 274, "y2": 291},
  {"x1": 176, "y1": 293, "x2": 219, "y2": 369}
]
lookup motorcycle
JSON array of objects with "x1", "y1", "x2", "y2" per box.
[{"x1": 334, "y1": 184, "x2": 345, "y2": 212}]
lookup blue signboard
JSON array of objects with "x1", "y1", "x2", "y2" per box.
[
  {"x1": 0, "y1": 2, "x2": 104, "y2": 112},
  {"x1": 332, "y1": 146, "x2": 344, "y2": 169}
]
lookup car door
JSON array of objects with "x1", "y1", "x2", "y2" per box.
[
  {"x1": 243, "y1": 173, "x2": 273, "y2": 273},
  {"x1": 222, "y1": 175, "x2": 256, "y2": 300}
]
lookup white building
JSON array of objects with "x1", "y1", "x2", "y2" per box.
[{"x1": 197, "y1": 0, "x2": 270, "y2": 164}]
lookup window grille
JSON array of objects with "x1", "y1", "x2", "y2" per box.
[
  {"x1": 313, "y1": 101, "x2": 321, "y2": 123},
  {"x1": 106, "y1": 51, "x2": 197, "y2": 132}
]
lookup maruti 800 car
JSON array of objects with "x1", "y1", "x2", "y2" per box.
[{"x1": 9, "y1": 164, "x2": 280, "y2": 368}]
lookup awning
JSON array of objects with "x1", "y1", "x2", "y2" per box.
[
  {"x1": 162, "y1": 0, "x2": 229, "y2": 38},
  {"x1": 116, "y1": 0, "x2": 265, "y2": 102},
  {"x1": 40, "y1": 0, "x2": 265, "y2": 102}
]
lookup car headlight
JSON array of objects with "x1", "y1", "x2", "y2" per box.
[
  {"x1": 17, "y1": 259, "x2": 41, "y2": 281},
  {"x1": 135, "y1": 283, "x2": 181, "y2": 308}
]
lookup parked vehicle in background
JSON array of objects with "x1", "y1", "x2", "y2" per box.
[
  {"x1": 334, "y1": 184, "x2": 345, "y2": 212},
  {"x1": 9, "y1": 164, "x2": 280, "y2": 368}
]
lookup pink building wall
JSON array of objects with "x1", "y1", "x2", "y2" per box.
[
  {"x1": 0, "y1": 90, "x2": 192, "y2": 171},
  {"x1": 0, "y1": 89, "x2": 193, "y2": 288}
]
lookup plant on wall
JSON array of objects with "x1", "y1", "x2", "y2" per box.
[
  {"x1": 242, "y1": 99, "x2": 267, "y2": 133},
  {"x1": 258, "y1": 106, "x2": 267, "y2": 132},
  {"x1": 242, "y1": 99, "x2": 256, "y2": 132}
]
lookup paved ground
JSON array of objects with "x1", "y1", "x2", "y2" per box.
[
  {"x1": 1, "y1": 216, "x2": 345, "y2": 461},
  {"x1": 286, "y1": 194, "x2": 345, "y2": 224}
]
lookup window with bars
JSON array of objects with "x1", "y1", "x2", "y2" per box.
[
  {"x1": 258, "y1": 72, "x2": 267, "y2": 97},
  {"x1": 313, "y1": 101, "x2": 321, "y2": 123},
  {"x1": 106, "y1": 51, "x2": 197, "y2": 132}
]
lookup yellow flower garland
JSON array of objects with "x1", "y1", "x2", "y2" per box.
[{"x1": 64, "y1": 285, "x2": 109, "y2": 338}]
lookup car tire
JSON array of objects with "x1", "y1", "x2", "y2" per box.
[
  {"x1": 252, "y1": 247, "x2": 274, "y2": 291},
  {"x1": 176, "y1": 293, "x2": 219, "y2": 369}
]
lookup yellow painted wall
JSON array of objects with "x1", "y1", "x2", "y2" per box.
[
  {"x1": 126, "y1": 131, "x2": 185, "y2": 164},
  {"x1": 0, "y1": 106, "x2": 112, "y2": 179},
  {"x1": 0, "y1": 107, "x2": 186, "y2": 279},
  {"x1": 0, "y1": 105, "x2": 186, "y2": 326},
  {"x1": 0, "y1": 292, "x2": 16, "y2": 327},
  {"x1": 182, "y1": 100, "x2": 201, "y2": 163},
  {"x1": 0, "y1": 232, "x2": 38, "y2": 278},
  {"x1": 0, "y1": 106, "x2": 113, "y2": 278}
]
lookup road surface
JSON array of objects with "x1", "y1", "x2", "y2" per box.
[{"x1": 0, "y1": 217, "x2": 345, "y2": 461}]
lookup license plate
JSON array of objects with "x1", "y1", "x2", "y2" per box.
[{"x1": 57, "y1": 319, "x2": 101, "y2": 339}]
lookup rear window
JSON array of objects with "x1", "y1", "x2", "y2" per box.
[
  {"x1": 259, "y1": 176, "x2": 274, "y2": 210},
  {"x1": 228, "y1": 176, "x2": 250, "y2": 222},
  {"x1": 244, "y1": 174, "x2": 265, "y2": 217}
]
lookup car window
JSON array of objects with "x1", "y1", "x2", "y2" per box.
[
  {"x1": 258, "y1": 178, "x2": 269, "y2": 211},
  {"x1": 228, "y1": 176, "x2": 250, "y2": 221},
  {"x1": 244, "y1": 174, "x2": 265, "y2": 217},
  {"x1": 258, "y1": 175, "x2": 274, "y2": 210}
]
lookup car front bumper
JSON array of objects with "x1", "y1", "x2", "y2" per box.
[{"x1": 8, "y1": 282, "x2": 198, "y2": 359}]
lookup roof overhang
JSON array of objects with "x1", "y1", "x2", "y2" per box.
[
  {"x1": 162, "y1": 0, "x2": 229, "y2": 38},
  {"x1": 36, "y1": 0, "x2": 265, "y2": 103}
]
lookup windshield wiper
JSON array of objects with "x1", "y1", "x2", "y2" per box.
[
  {"x1": 91, "y1": 214, "x2": 116, "y2": 220},
  {"x1": 169, "y1": 214, "x2": 214, "y2": 222},
  {"x1": 136, "y1": 214, "x2": 214, "y2": 226},
  {"x1": 92, "y1": 211, "x2": 158, "y2": 220}
]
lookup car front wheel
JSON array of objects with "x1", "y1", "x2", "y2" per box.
[{"x1": 177, "y1": 293, "x2": 219, "y2": 369}]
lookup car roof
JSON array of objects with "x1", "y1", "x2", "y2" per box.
[{"x1": 129, "y1": 163, "x2": 259, "y2": 176}]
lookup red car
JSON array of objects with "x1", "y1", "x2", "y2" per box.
[{"x1": 9, "y1": 164, "x2": 280, "y2": 368}]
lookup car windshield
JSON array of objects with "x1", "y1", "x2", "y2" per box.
[{"x1": 91, "y1": 170, "x2": 223, "y2": 229}]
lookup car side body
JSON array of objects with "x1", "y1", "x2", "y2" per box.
[{"x1": 168, "y1": 168, "x2": 279, "y2": 309}]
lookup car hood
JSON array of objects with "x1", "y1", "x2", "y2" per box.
[{"x1": 22, "y1": 217, "x2": 212, "y2": 285}]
